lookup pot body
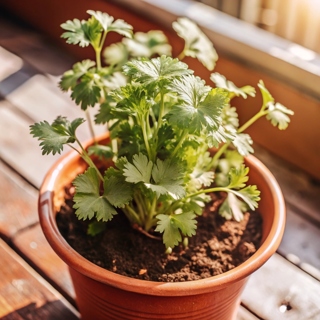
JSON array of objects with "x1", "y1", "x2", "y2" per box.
[{"x1": 38, "y1": 133, "x2": 286, "y2": 320}]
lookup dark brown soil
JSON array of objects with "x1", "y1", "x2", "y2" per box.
[{"x1": 57, "y1": 187, "x2": 262, "y2": 282}]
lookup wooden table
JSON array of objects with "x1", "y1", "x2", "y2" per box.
[{"x1": 0, "y1": 13, "x2": 320, "y2": 320}]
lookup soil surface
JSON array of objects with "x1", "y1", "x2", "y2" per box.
[{"x1": 57, "y1": 186, "x2": 262, "y2": 282}]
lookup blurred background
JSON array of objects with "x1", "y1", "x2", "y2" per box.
[{"x1": 197, "y1": 0, "x2": 320, "y2": 54}]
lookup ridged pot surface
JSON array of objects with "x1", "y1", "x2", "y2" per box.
[{"x1": 38, "y1": 133, "x2": 286, "y2": 320}]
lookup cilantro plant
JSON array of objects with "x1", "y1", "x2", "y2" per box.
[{"x1": 30, "y1": 10, "x2": 294, "y2": 251}]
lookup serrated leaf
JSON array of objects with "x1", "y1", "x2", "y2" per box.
[
  {"x1": 104, "y1": 42, "x2": 129, "y2": 67},
  {"x1": 221, "y1": 105, "x2": 239, "y2": 129},
  {"x1": 87, "y1": 10, "x2": 114, "y2": 31},
  {"x1": 210, "y1": 72, "x2": 255, "y2": 99},
  {"x1": 104, "y1": 169, "x2": 133, "y2": 207},
  {"x1": 258, "y1": 80, "x2": 274, "y2": 107},
  {"x1": 59, "y1": 60, "x2": 96, "y2": 91},
  {"x1": 71, "y1": 78, "x2": 101, "y2": 110},
  {"x1": 146, "y1": 159, "x2": 185, "y2": 200},
  {"x1": 173, "y1": 17, "x2": 218, "y2": 70},
  {"x1": 231, "y1": 185, "x2": 261, "y2": 211},
  {"x1": 123, "y1": 55, "x2": 192, "y2": 85},
  {"x1": 155, "y1": 212, "x2": 197, "y2": 248},
  {"x1": 227, "y1": 165, "x2": 249, "y2": 189},
  {"x1": 29, "y1": 117, "x2": 85, "y2": 155},
  {"x1": 61, "y1": 19, "x2": 90, "y2": 47},
  {"x1": 167, "y1": 80, "x2": 228, "y2": 134},
  {"x1": 207, "y1": 125, "x2": 236, "y2": 148},
  {"x1": 266, "y1": 102, "x2": 294, "y2": 130},
  {"x1": 73, "y1": 168, "x2": 117, "y2": 221},
  {"x1": 30, "y1": 121, "x2": 69, "y2": 155},
  {"x1": 82, "y1": 16, "x2": 103, "y2": 48},
  {"x1": 88, "y1": 144, "x2": 113, "y2": 159},
  {"x1": 232, "y1": 133, "x2": 254, "y2": 156},
  {"x1": 219, "y1": 193, "x2": 246, "y2": 221},
  {"x1": 123, "y1": 153, "x2": 153, "y2": 183},
  {"x1": 123, "y1": 30, "x2": 171, "y2": 58}
]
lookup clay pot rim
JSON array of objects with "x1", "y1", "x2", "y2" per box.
[{"x1": 39, "y1": 134, "x2": 285, "y2": 296}]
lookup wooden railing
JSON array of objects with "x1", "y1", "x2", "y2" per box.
[{"x1": 196, "y1": 0, "x2": 320, "y2": 54}]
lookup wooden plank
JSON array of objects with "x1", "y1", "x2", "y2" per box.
[
  {"x1": 0, "y1": 16, "x2": 75, "y2": 76},
  {"x1": 279, "y1": 206, "x2": 320, "y2": 280},
  {"x1": 12, "y1": 223, "x2": 75, "y2": 302},
  {"x1": 0, "y1": 101, "x2": 64, "y2": 188},
  {"x1": 0, "y1": 160, "x2": 38, "y2": 240},
  {"x1": 253, "y1": 143, "x2": 320, "y2": 224},
  {"x1": 241, "y1": 253, "x2": 320, "y2": 320},
  {"x1": 237, "y1": 306, "x2": 259, "y2": 320},
  {"x1": 0, "y1": 238, "x2": 79, "y2": 319}
]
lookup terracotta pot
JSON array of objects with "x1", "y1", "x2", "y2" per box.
[{"x1": 38, "y1": 133, "x2": 285, "y2": 320}]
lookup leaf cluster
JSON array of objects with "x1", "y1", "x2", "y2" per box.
[{"x1": 30, "y1": 10, "x2": 294, "y2": 250}]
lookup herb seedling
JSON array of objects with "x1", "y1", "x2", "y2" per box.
[{"x1": 30, "y1": 10, "x2": 294, "y2": 251}]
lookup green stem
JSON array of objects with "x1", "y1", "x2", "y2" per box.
[
  {"x1": 85, "y1": 109, "x2": 96, "y2": 143},
  {"x1": 144, "y1": 196, "x2": 157, "y2": 231},
  {"x1": 74, "y1": 138, "x2": 104, "y2": 182},
  {"x1": 123, "y1": 205, "x2": 141, "y2": 225},
  {"x1": 141, "y1": 114, "x2": 152, "y2": 160},
  {"x1": 171, "y1": 129, "x2": 188, "y2": 159},
  {"x1": 238, "y1": 110, "x2": 269, "y2": 133},
  {"x1": 185, "y1": 186, "x2": 233, "y2": 200},
  {"x1": 96, "y1": 48, "x2": 102, "y2": 70},
  {"x1": 177, "y1": 50, "x2": 186, "y2": 61},
  {"x1": 207, "y1": 142, "x2": 230, "y2": 170}
]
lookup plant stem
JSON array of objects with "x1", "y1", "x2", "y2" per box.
[
  {"x1": 171, "y1": 129, "x2": 188, "y2": 159},
  {"x1": 207, "y1": 142, "x2": 230, "y2": 170},
  {"x1": 177, "y1": 50, "x2": 186, "y2": 61},
  {"x1": 141, "y1": 114, "x2": 152, "y2": 160},
  {"x1": 238, "y1": 110, "x2": 268, "y2": 133},
  {"x1": 123, "y1": 204, "x2": 141, "y2": 225},
  {"x1": 85, "y1": 109, "x2": 97, "y2": 143},
  {"x1": 74, "y1": 138, "x2": 104, "y2": 182}
]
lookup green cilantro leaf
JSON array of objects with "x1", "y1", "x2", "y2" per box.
[
  {"x1": 73, "y1": 167, "x2": 117, "y2": 221},
  {"x1": 219, "y1": 193, "x2": 247, "y2": 222},
  {"x1": 71, "y1": 77, "x2": 101, "y2": 110},
  {"x1": 123, "y1": 55, "x2": 192, "y2": 85},
  {"x1": 232, "y1": 133, "x2": 254, "y2": 156},
  {"x1": 123, "y1": 30, "x2": 171, "y2": 58},
  {"x1": 30, "y1": 117, "x2": 85, "y2": 155},
  {"x1": 87, "y1": 10, "x2": 115, "y2": 31},
  {"x1": 226, "y1": 165, "x2": 249, "y2": 189},
  {"x1": 104, "y1": 168, "x2": 134, "y2": 207},
  {"x1": 215, "y1": 150, "x2": 244, "y2": 187},
  {"x1": 59, "y1": 60, "x2": 96, "y2": 91},
  {"x1": 87, "y1": 144, "x2": 113, "y2": 159},
  {"x1": 210, "y1": 72, "x2": 256, "y2": 99},
  {"x1": 167, "y1": 80, "x2": 228, "y2": 134},
  {"x1": 221, "y1": 105, "x2": 239, "y2": 129},
  {"x1": 155, "y1": 211, "x2": 197, "y2": 248},
  {"x1": 258, "y1": 80, "x2": 274, "y2": 107},
  {"x1": 61, "y1": 19, "x2": 90, "y2": 47},
  {"x1": 207, "y1": 125, "x2": 236, "y2": 148},
  {"x1": 146, "y1": 159, "x2": 186, "y2": 200},
  {"x1": 123, "y1": 153, "x2": 153, "y2": 183},
  {"x1": 104, "y1": 42, "x2": 129, "y2": 67},
  {"x1": 231, "y1": 185, "x2": 261, "y2": 211},
  {"x1": 173, "y1": 17, "x2": 218, "y2": 70},
  {"x1": 266, "y1": 102, "x2": 294, "y2": 130}
]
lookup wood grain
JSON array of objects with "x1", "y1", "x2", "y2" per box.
[
  {"x1": 0, "y1": 239, "x2": 79, "y2": 319},
  {"x1": 241, "y1": 253, "x2": 320, "y2": 320},
  {"x1": 12, "y1": 223, "x2": 76, "y2": 302},
  {"x1": 0, "y1": 160, "x2": 38, "y2": 240}
]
